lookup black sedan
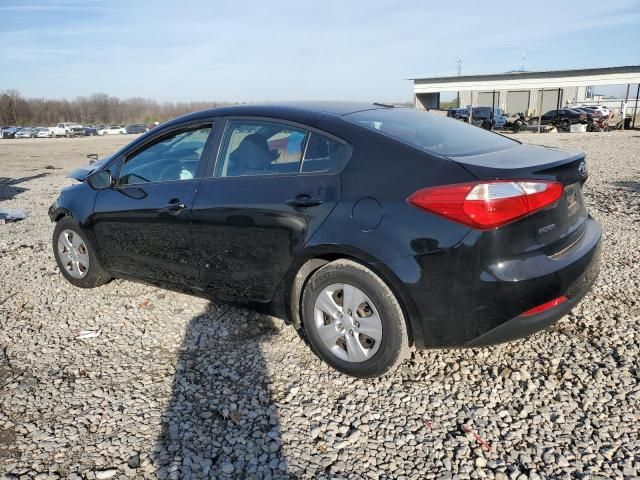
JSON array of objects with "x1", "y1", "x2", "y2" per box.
[
  {"x1": 535, "y1": 108, "x2": 587, "y2": 127},
  {"x1": 48, "y1": 102, "x2": 601, "y2": 377}
]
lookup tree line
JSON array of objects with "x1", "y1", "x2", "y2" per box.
[{"x1": 0, "y1": 89, "x2": 238, "y2": 127}]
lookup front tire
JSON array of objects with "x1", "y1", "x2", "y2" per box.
[
  {"x1": 53, "y1": 217, "x2": 111, "y2": 288},
  {"x1": 301, "y1": 259, "x2": 409, "y2": 378}
]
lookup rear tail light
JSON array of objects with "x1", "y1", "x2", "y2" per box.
[
  {"x1": 408, "y1": 180, "x2": 564, "y2": 229},
  {"x1": 519, "y1": 296, "x2": 567, "y2": 317}
]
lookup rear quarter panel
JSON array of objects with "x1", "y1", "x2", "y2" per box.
[{"x1": 299, "y1": 125, "x2": 477, "y2": 347}]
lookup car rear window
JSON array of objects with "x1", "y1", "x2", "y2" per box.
[{"x1": 345, "y1": 108, "x2": 517, "y2": 157}]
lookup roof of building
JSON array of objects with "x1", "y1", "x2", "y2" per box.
[{"x1": 410, "y1": 65, "x2": 640, "y2": 83}]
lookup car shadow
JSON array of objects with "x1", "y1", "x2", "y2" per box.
[
  {"x1": 152, "y1": 303, "x2": 289, "y2": 479},
  {"x1": 0, "y1": 173, "x2": 49, "y2": 202},
  {"x1": 611, "y1": 179, "x2": 640, "y2": 193}
]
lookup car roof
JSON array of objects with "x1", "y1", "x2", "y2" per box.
[
  {"x1": 247, "y1": 101, "x2": 384, "y2": 116},
  {"x1": 170, "y1": 101, "x2": 388, "y2": 124}
]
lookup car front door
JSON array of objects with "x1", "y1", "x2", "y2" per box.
[
  {"x1": 191, "y1": 118, "x2": 350, "y2": 303},
  {"x1": 91, "y1": 121, "x2": 216, "y2": 285}
]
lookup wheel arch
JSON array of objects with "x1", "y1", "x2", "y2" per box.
[
  {"x1": 49, "y1": 206, "x2": 73, "y2": 223},
  {"x1": 277, "y1": 245, "x2": 422, "y2": 347}
]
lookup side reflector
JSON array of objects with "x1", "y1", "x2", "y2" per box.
[
  {"x1": 519, "y1": 296, "x2": 568, "y2": 317},
  {"x1": 408, "y1": 180, "x2": 564, "y2": 229}
]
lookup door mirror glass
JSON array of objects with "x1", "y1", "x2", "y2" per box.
[{"x1": 87, "y1": 170, "x2": 112, "y2": 190}]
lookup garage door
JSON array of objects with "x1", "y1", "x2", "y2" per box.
[
  {"x1": 506, "y1": 91, "x2": 530, "y2": 115},
  {"x1": 538, "y1": 89, "x2": 560, "y2": 115},
  {"x1": 416, "y1": 93, "x2": 440, "y2": 109},
  {"x1": 476, "y1": 91, "x2": 497, "y2": 107}
]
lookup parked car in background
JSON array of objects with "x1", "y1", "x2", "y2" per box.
[
  {"x1": 125, "y1": 124, "x2": 149, "y2": 134},
  {"x1": 52, "y1": 123, "x2": 85, "y2": 138},
  {"x1": 571, "y1": 107, "x2": 602, "y2": 120},
  {"x1": 35, "y1": 127, "x2": 54, "y2": 138},
  {"x1": 581, "y1": 105, "x2": 610, "y2": 119},
  {"x1": 84, "y1": 126, "x2": 98, "y2": 136},
  {"x1": 446, "y1": 108, "x2": 469, "y2": 122},
  {"x1": 471, "y1": 107, "x2": 508, "y2": 129},
  {"x1": 533, "y1": 109, "x2": 587, "y2": 128},
  {"x1": 15, "y1": 127, "x2": 37, "y2": 138},
  {"x1": 98, "y1": 125, "x2": 127, "y2": 135},
  {"x1": 48, "y1": 102, "x2": 601, "y2": 377},
  {"x1": 0, "y1": 127, "x2": 19, "y2": 139}
]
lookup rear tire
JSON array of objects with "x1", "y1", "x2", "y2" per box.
[
  {"x1": 301, "y1": 259, "x2": 409, "y2": 378},
  {"x1": 53, "y1": 217, "x2": 111, "y2": 288}
]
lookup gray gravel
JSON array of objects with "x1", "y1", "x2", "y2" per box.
[{"x1": 0, "y1": 132, "x2": 639, "y2": 479}]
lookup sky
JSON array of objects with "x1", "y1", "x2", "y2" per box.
[{"x1": 0, "y1": 0, "x2": 639, "y2": 103}]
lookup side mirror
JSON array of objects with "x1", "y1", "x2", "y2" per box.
[
  {"x1": 87, "y1": 170, "x2": 112, "y2": 190},
  {"x1": 87, "y1": 153, "x2": 99, "y2": 164}
]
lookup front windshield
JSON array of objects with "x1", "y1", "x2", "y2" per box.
[{"x1": 345, "y1": 108, "x2": 518, "y2": 157}]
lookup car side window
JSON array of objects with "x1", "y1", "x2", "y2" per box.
[
  {"x1": 217, "y1": 120, "x2": 308, "y2": 177},
  {"x1": 301, "y1": 133, "x2": 351, "y2": 173},
  {"x1": 118, "y1": 125, "x2": 212, "y2": 185}
]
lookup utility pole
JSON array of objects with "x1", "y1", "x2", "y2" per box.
[
  {"x1": 537, "y1": 90, "x2": 544, "y2": 133},
  {"x1": 632, "y1": 83, "x2": 639, "y2": 129},
  {"x1": 456, "y1": 59, "x2": 462, "y2": 108},
  {"x1": 622, "y1": 84, "x2": 630, "y2": 130}
]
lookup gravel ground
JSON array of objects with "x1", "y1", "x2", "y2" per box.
[{"x1": 0, "y1": 132, "x2": 638, "y2": 480}]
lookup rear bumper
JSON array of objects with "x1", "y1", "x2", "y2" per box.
[
  {"x1": 464, "y1": 262, "x2": 596, "y2": 347},
  {"x1": 384, "y1": 217, "x2": 602, "y2": 348}
]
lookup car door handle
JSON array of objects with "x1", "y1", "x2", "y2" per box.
[
  {"x1": 285, "y1": 194, "x2": 323, "y2": 208},
  {"x1": 163, "y1": 201, "x2": 189, "y2": 211}
]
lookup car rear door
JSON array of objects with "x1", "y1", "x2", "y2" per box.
[
  {"x1": 91, "y1": 120, "x2": 216, "y2": 285},
  {"x1": 191, "y1": 117, "x2": 350, "y2": 303}
]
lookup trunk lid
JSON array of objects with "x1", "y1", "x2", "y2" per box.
[{"x1": 448, "y1": 143, "x2": 589, "y2": 253}]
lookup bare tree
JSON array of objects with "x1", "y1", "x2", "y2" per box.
[{"x1": 0, "y1": 89, "x2": 239, "y2": 126}]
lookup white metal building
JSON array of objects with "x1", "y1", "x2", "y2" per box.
[{"x1": 411, "y1": 66, "x2": 640, "y2": 119}]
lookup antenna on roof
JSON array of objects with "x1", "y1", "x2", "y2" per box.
[
  {"x1": 521, "y1": 50, "x2": 526, "y2": 72},
  {"x1": 373, "y1": 102, "x2": 395, "y2": 108},
  {"x1": 457, "y1": 58, "x2": 462, "y2": 76}
]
